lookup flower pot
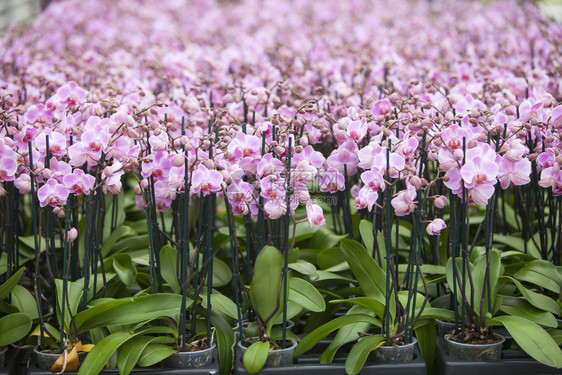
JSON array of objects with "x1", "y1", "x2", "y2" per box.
[
  {"x1": 161, "y1": 343, "x2": 216, "y2": 369},
  {"x1": 0, "y1": 347, "x2": 7, "y2": 369},
  {"x1": 436, "y1": 319, "x2": 456, "y2": 337},
  {"x1": 435, "y1": 336, "x2": 560, "y2": 375},
  {"x1": 445, "y1": 333, "x2": 505, "y2": 361},
  {"x1": 369, "y1": 337, "x2": 417, "y2": 363},
  {"x1": 33, "y1": 347, "x2": 87, "y2": 371},
  {"x1": 237, "y1": 339, "x2": 296, "y2": 368}
]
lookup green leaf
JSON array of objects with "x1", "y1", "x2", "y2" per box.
[
  {"x1": 117, "y1": 336, "x2": 154, "y2": 375},
  {"x1": 78, "y1": 331, "x2": 137, "y2": 375},
  {"x1": 494, "y1": 235, "x2": 541, "y2": 259},
  {"x1": 75, "y1": 294, "x2": 186, "y2": 333},
  {"x1": 340, "y1": 239, "x2": 386, "y2": 302},
  {"x1": 110, "y1": 254, "x2": 137, "y2": 287},
  {"x1": 243, "y1": 341, "x2": 270, "y2": 374},
  {"x1": 10, "y1": 285, "x2": 39, "y2": 320},
  {"x1": 160, "y1": 245, "x2": 180, "y2": 293},
  {"x1": 414, "y1": 319, "x2": 436, "y2": 373},
  {"x1": 200, "y1": 291, "x2": 239, "y2": 320},
  {"x1": 320, "y1": 305, "x2": 375, "y2": 364},
  {"x1": 289, "y1": 278, "x2": 325, "y2": 312},
  {"x1": 213, "y1": 257, "x2": 233, "y2": 287},
  {"x1": 514, "y1": 260, "x2": 562, "y2": 294},
  {"x1": 295, "y1": 314, "x2": 381, "y2": 356},
  {"x1": 249, "y1": 246, "x2": 284, "y2": 323},
  {"x1": 0, "y1": 313, "x2": 32, "y2": 346},
  {"x1": 330, "y1": 297, "x2": 385, "y2": 319},
  {"x1": 345, "y1": 335, "x2": 385, "y2": 375},
  {"x1": 288, "y1": 260, "x2": 317, "y2": 276},
  {"x1": 488, "y1": 315, "x2": 562, "y2": 368},
  {"x1": 0, "y1": 267, "x2": 25, "y2": 301},
  {"x1": 137, "y1": 343, "x2": 176, "y2": 367},
  {"x1": 499, "y1": 296, "x2": 558, "y2": 328},
  {"x1": 211, "y1": 311, "x2": 235, "y2": 375},
  {"x1": 101, "y1": 225, "x2": 136, "y2": 257},
  {"x1": 359, "y1": 220, "x2": 375, "y2": 255},
  {"x1": 308, "y1": 227, "x2": 346, "y2": 250},
  {"x1": 317, "y1": 247, "x2": 346, "y2": 270},
  {"x1": 54, "y1": 279, "x2": 84, "y2": 333},
  {"x1": 503, "y1": 276, "x2": 562, "y2": 316}
]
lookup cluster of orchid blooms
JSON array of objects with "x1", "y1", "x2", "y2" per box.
[{"x1": 0, "y1": 0, "x2": 561, "y2": 239}]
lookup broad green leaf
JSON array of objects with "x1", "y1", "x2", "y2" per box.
[
  {"x1": 320, "y1": 305, "x2": 375, "y2": 364},
  {"x1": 288, "y1": 260, "x2": 317, "y2": 276},
  {"x1": 78, "y1": 331, "x2": 137, "y2": 375},
  {"x1": 340, "y1": 239, "x2": 386, "y2": 304},
  {"x1": 503, "y1": 276, "x2": 562, "y2": 316},
  {"x1": 331, "y1": 297, "x2": 385, "y2": 320},
  {"x1": 54, "y1": 279, "x2": 84, "y2": 333},
  {"x1": 488, "y1": 315, "x2": 562, "y2": 368},
  {"x1": 295, "y1": 314, "x2": 381, "y2": 356},
  {"x1": 345, "y1": 335, "x2": 385, "y2": 375},
  {"x1": 102, "y1": 192, "x2": 126, "y2": 243},
  {"x1": 471, "y1": 251, "x2": 501, "y2": 319},
  {"x1": 314, "y1": 270, "x2": 355, "y2": 283},
  {"x1": 0, "y1": 313, "x2": 32, "y2": 346},
  {"x1": 317, "y1": 247, "x2": 345, "y2": 270},
  {"x1": 249, "y1": 246, "x2": 284, "y2": 323},
  {"x1": 514, "y1": 260, "x2": 562, "y2": 294},
  {"x1": 110, "y1": 254, "x2": 137, "y2": 287},
  {"x1": 75, "y1": 294, "x2": 185, "y2": 333},
  {"x1": 117, "y1": 336, "x2": 154, "y2": 375},
  {"x1": 414, "y1": 319, "x2": 436, "y2": 372},
  {"x1": 0, "y1": 267, "x2": 25, "y2": 301},
  {"x1": 10, "y1": 285, "x2": 39, "y2": 320},
  {"x1": 243, "y1": 341, "x2": 270, "y2": 374},
  {"x1": 341, "y1": 239, "x2": 395, "y2": 321},
  {"x1": 494, "y1": 235, "x2": 540, "y2": 259},
  {"x1": 308, "y1": 227, "x2": 346, "y2": 250},
  {"x1": 160, "y1": 245, "x2": 180, "y2": 293},
  {"x1": 200, "y1": 291, "x2": 239, "y2": 320},
  {"x1": 137, "y1": 343, "x2": 175, "y2": 367},
  {"x1": 499, "y1": 296, "x2": 558, "y2": 328},
  {"x1": 419, "y1": 308, "x2": 455, "y2": 321},
  {"x1": 211, "y1": 311, "x2": 235, "y2": 375},
  {"x1": 101, "y1": 225, "x2": 136, "y2": 257},
  {"x1": 289, "y1": 278, "x2": 325, "y2": 312},
  {"x1": 213, "y1": 257, "x2": 233, "y2": 287},
  {"x1": 272, "y1": 301, "x2": 302, "y2": 325},
  {"x1": 359, "y1": 219, "x2": 375, "y2": 256}
]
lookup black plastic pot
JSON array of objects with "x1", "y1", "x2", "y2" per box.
[
  {"x1": 234, "y1": 339, "x2": 427, "y2": 375},
  {"x1": 435, "y1": 336, "x2": 560, "y2": 375}
]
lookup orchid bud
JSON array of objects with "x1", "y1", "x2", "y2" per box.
[
  {"x1": 41, "y1": 168, "x2": 52, "y2": 179},
  {"x1": 409, "y1": 175, "x2": 422, "y2": 188},
  {"x1": 57, "y1": 209, "x2": 66, "y2": 219},
  {"x1": 0, "y1": 187, "x2": 6, "y2": 198},
  {"x1": 434, "y1": 195, "x2": 449, "y2": 209},
  {"x1": 171, "y1": 153, "x2": 185, "y2": 167},
  {"x1": 141, "y1": 179, "x2": 149, "y2": 189},
  {"x1": 134, "y1": 185, "x2": 143, "y2": 195},
  {"x1": 68, "y1": 227, "x2": 78, "y2": 242},
  {"x1": 467, "y1": 139, "x2": 478, "y2": 148}
]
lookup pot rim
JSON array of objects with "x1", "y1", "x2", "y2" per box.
[
  {"x1": 367, "y1": 336, "x2": 417, "y2": 349},
  {"x1": 169, "y1": 343, "x2": 217, "y2": 355},
  {"x1": 237, "y1": 338, "x2": 297, "y2": 351},
  {"x1": 445, "y1": 333, "x2": 505, "y2": 347}
]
